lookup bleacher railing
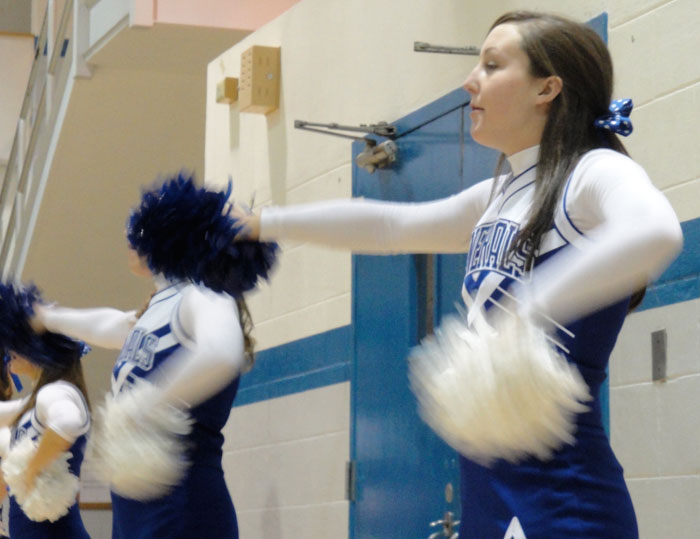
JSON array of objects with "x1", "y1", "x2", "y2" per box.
[{"x1": 0, "y1": 0, "x2": 76, "y2": 279}]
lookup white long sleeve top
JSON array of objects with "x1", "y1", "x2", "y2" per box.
[{"x1": 260, "y1": 146, "x2": 683, "y2": 324}]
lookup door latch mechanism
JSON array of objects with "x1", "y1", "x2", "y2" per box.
[
  {"x1": 414, "y1": 42, "x2": 480, "y2": 55},
  {"x1": 428, "y1": 511, "x2": 460, "y2": 539},
  {"x1": 294, "y1": 120, "x2": 398, "y2": 173}
]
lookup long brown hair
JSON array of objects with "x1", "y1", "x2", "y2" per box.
[
  {"x1": 492, "y1": 11, "x2": 644, "y2": 309},
  {"x1": 236, "y1": 297, "x2": 256, "y2": 372},
  {"x1": 12, "y1": 334, "x2": 91, "y2": 427},
  {"x1": 0, "y1": 361, "x2": 13, "y2": 401}
]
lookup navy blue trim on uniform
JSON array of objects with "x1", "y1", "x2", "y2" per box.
[
  {"x1": 504, "y1": 164, "x2": 537, "y2": 190},
  {"x1": 149, "y1": 284, "x2": 181, "y2": 307},
  {"x1": 233, "y1": 325, "x2": 353, "y2": 406},
  {"x1": 151, "y1": 324, "x2": 171, "y2": 338},
  {"x1": 499, "y1": 180, "x2": 535, "y2": 212},
  {"x1": 551, "y1": 221, "x2": 569, "y2": 244},
  {"x1": 562, "y1": 173, "x2": 585, "y2": 237},
  {"x1": 153, "y1": 344, "x2": 181, "y2": 364},
  {"x1": 499, "y1": 164, "x2": 537, "y2": 195},
  {"x1": 31, "y1": 408, "x2": 45, "y2": 431}
]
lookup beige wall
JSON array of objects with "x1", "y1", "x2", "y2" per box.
[
  {"x1": 205, "y1": 1, "x2": 700, "y2": 538},
  {"x1": 0, "y1": 0, "x2": 32, "y2": 34},
  {"x1": 0, "y1": 33, "x2": 34, "y2": 160},
  {"x1": 610, "y1": 298, "x2": 700, "y2": 536},
  {"x1": 224, "y1": 383, "x2": 350, "y2": 537}
]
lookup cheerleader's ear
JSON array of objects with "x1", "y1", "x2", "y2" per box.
[{"x1": 535, "y1": 75, "x2": 562, "y2": 104}]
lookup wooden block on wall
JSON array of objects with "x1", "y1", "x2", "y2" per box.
[
  {"x1": 216, "y1": 77, "x2": 239, "y2": 104},
  {"x1": 239, "y1": 46, "x2": 281, "y2": 114}
]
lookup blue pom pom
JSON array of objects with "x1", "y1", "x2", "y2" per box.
[
  {"x1": 0, "y1": 282, "x2": 88, "y2": 370},
  {"x1": 126, "y1": 172, "x2": 278, "y2": 297},
  {"x1": 0, "y1": 281, "x2": 42, "y2": 354}
]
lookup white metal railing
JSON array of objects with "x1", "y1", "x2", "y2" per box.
[{"x1": 0, "y1": 0, "x2": 77, "y2": 279}]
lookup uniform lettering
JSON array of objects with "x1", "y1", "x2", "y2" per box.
[
  {"x1": 466, "y1": 219, "x2": 526, "y2": 279},
  {"x1": 115, "y1": 327, "x2": 160, "y2": 372},
  {"x1": 504, "y1": 516, "x2": 527, "y2": 539}
]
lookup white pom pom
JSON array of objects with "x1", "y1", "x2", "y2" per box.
[
  {"x1": 409, "y1": 312, "x2": 591, "y2": 465},
  {"x1": 1, "y1": 437, "x2": 79, "y2": 522},
  {"x1": 90, "y1": 380, "x2": 192, "y2": 501}
]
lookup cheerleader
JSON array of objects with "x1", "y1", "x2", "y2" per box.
[
  {"x1": 0, "y1": 283, "x2": 91, "y2": 539},
  {"x1": 32, "y1": 174, "x2": 276, "y2": 539},
  {"x1": 234, "y1": 11, "x2": 682, "y2": 538}
]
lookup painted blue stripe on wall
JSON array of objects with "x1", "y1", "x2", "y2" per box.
[
  {"x1": 638, "y1": 217, "x2": 700, "y2": 311},
  {"x1": 234, "y1": 325, "x2": 353, "y2": 406}
]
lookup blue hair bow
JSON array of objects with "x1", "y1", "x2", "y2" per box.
[{"x1": 594, "y1": 98, "x2": 633, "y2": 136}]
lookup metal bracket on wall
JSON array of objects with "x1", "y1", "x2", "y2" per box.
[
  {"x1": 414, "y1": 41, "x2": 480, "y2": 55},
  {"x1": 294, "y1": 120, "x2": 398, "y2": 173},
  {"x1": 651, "y1": 329, "x2": 667, "y2": 382},
  {"x1": 345, "y1": 460, "x2": 356, "y2": 502}
]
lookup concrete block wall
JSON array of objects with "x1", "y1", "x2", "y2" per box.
[
  {"x1": 610, "y1": 298, "x2": 700, "y2": 537},
  {"x1": 223, "y1": 383, "x2": 350, "y2": 537},
  {"x1": 251, "y1": 164, "x2": 353, "y2": 349},
  {"x1": 205, "y1": 1, "x2": 700, "y2": 537},
  {"x1": 606, "y1": 1, "x2": 700, "y2": 537}
]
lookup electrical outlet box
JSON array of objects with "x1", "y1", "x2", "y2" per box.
[
  {"x1": 216, "y1": 77, "x2": 238, "y2": 104},
  {"x1": 239, "y1": 46, "x2": 280, "y2": 114}
]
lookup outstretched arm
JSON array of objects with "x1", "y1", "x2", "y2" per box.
[
  {"x1": 240, "y1": 179, "x2": 494, "y2": 254},
  {"x1": 34, "y1": 304, "x2": 137, "y2": 350}
]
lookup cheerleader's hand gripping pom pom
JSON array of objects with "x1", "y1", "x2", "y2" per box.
[
  {"x1": 0, "y1": 282, "x2": 45, "y2": 357},
  {"x1": 126, "y1": 173, "x2": 278, "y2": 298},
  {"x1": 0, "y1": 281, "x2": 88, "y2": 370},
  {"x1": 409, "y1": 311, "x2": 591, "y2": 465},
  {"x1": 2, "y1": 437, "x2": 80, "y2": 522},
  {"x1": 90, "y1": 380, "x2": 192, "y2": 501}
]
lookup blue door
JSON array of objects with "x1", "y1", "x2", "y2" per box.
[
  {"x1": 349, "y1": 14, "x2": 608, "y2": 539},
  {"x1": 350, "y1": 89, "x2": 496, "y2": 538}
]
